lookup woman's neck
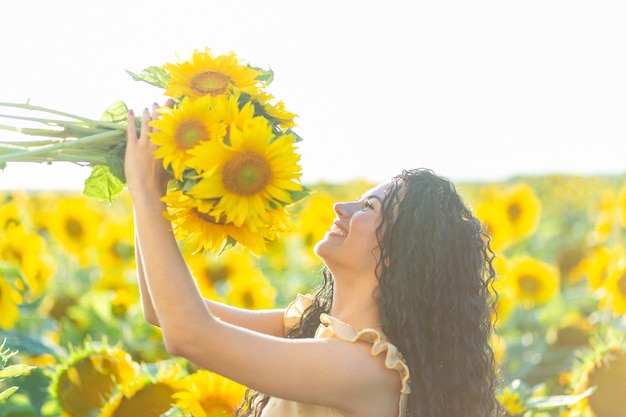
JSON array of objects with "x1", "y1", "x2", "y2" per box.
[{"x1": 330, "y1": 272, "x2": 382, "y2": 331}]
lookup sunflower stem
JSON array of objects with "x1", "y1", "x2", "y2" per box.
[
  {"x1": 0, "y1": 130, "x2": 125, "y2": 165},
  {"x1": 0, "y1": 102, "x2": 127, "y2": 131}
]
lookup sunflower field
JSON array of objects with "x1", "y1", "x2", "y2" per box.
[{"x1": 0, "y1": 173, "x2": 624, "y2": 417}]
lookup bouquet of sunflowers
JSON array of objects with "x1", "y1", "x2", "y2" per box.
[{"x1": 0, "y1": 48, "x2": 307, "y2": 254}]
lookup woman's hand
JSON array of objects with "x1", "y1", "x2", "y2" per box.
[{"x1": 124, "y1": 104, "x2": 171, "y2": 200}]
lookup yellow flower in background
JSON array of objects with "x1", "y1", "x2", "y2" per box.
[
  {"x1": 548, "y1": 313, "x2": 593, "y2": 349},
  {"x1": 99, "y1": 364, "x2": 186, "y2": 417},
  {"x1": 0, "y1": 274, "x2": 22, "y2": 329},
  {"x1": 96, "y1": 220, "x2": 135, "y2": 271},
  {"x1": 0, "y1": 223, "x2": 55, "y2": 297},
  {"x1": 163, "y1": 47, "x2": 264, "y2": 98},
  {"x1": 94, "y1": 272, "x2": 140, "y2": 316},
  {"x1": 185, "y1": 247, "x2": 259, "y2": 300},
  {"x1": 51, "y1": 341, "x2": 140, "y2": 417},
  {"x1": 162, "y1": 190, "x2": 268, "y2": 255},
  {"x1": 508, "y1": 256, "x2": 560, "y2": 307},
  {"x1": 47, "y1": 196, "x2": 102, "y2": 266},
  {"x1": 503, "y1": 183, "x2": 541, "y2": 241},
  {"x1": 189, "y1": 117, "x2": 302, "y2": 230},
  {"x1": 497, "y1": 385, "x2": 526, "y2": 416},
  {"x1": 491, "y1": 333, "x2": 507, "y2": 366},
  {"x1": 491, "y1": 256, "x2": 515, "y2": 326},
  {"x1": 174, "y1": 369, "x2": 247, "y2": 417},
  {"x1": 590, "y1": 189, "x2": 621, "y2": 245},
  {"x1": 226, "y1": 268, "x2": 277, "y2": 310},
  {"x1": 296, "y1": 191, "x2": 336, "y2": 258},
  {"x1": 599, "y1": 251, "x2": 626, "y2": 315},
  {"x1": 475, "y1": 199, "x2": 515, "y2": 252},
  {"x1": 573, "y1": 344, "x2": 626, "y2": 417},
  {"x1": 150, "y1": 95, "x2": 224, "y2": 180},
  {"x1": 0, "y1": 196, "x2": 23, "y2": 229},
  {"x1": 572, "y1": 245, "x2": 624, "y2": 292},
  {"x1": 619, "y1": 183, "x2": 626, "y2": 228},
  {"x1": 474, "y1": 182, "x2": 541, "y2": 252}
]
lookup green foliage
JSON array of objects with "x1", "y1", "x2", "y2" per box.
[
  {"x1": 0, "y1": 340, "x2": 35, "y2": 403},
  {"x1": 125, "y1": 66, "x2": 170, "y2": 89},
  {"x1": 83, "y1": 165, "x2": 125, "y2": 203}
]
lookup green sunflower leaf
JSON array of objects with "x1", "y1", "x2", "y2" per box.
[
  {"x1": 126, "y1": 66, "x2": 170, "y2": 89},
  {"x1": 289, "y1": 186, "x2": 312, "y2": 203},
  {"x1": 100, "y1": 100, "x2": 129, "y2": 124},
  {"x1": 106, "y1": 151, "x2": 126, "y2": 184},
  {"x1": 251, "y1": 66, "x2": 274, "y2": 84},
  {"x1": 83, "y1": 165, "x2": 125, "y2": 203},
  {"x1": 0, "y1": 386, "x2": 18, "y2": 401},
  {"x1": 524, "y1": 387, "x2": 596, "y2": 410},
  {"x1": 0, "y1": 364, "x2": 35, "y2": 379}
]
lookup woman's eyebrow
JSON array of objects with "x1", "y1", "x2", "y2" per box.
[{"x1": 364, "y1": 194, "x2": 383, "y2": 204}]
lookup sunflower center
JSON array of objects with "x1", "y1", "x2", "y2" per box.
[
  {"x1": 201, "y1": 398, "x2": 234, "y2": 415},
  {"x1": 507, "y1": 202, "x2": 521, "y2": 222},
  {"x1": 116, "y1": 383, "x2": 175, "y2": 416},
  {"x1": 618, "y1": 273, "x2": 626, "y2": 296},
  {"x1": 191, "y1": 71, "x2": 232, "y2": 96},
  {"x1": 65, "y1": 218, "x2": 84, "y2": 239},
  {"x1": 193, "y1": 208, "x2": 227, "y2": 225},
  {"x1": 175, "y1": 120, "x2": 209, "y2": 150},
  {"x1": 519, "y1": 275, "x2": 540, "y2": 295},
  {"x1": 222, "y1": 151, "x2": 272, "y2": 196}
]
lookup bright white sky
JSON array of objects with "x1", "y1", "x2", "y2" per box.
[{"x1": 1, "y1": 0, "x2": 625, "y2": 190}]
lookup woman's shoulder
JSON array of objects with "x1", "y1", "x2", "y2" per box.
[{"x1": 316, "y1": 314, "x2": 411, "y2": 396}]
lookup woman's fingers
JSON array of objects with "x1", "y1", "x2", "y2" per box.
[
  {"x1": 126, "y1": 109, "x2": 137, "y2": 143},
  {"x1": 140, "y1": 108, "x2": 152, "y2": 140}
]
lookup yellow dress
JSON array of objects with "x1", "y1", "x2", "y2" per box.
[{"x1": 259, "y1": 294, "x2": 411, "y2": 417}]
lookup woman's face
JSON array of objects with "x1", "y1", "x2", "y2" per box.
[{"x1": 314, "y1": 181, "x2": 391, "y2": 274}]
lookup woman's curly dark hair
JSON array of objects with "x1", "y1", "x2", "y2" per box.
[{"x1": 236, "y1": 168, "x2": 501, "y2": 417}]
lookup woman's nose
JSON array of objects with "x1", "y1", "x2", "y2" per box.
[{"x1": 334, "y1": 201, "x2": 355, "y2": 217}]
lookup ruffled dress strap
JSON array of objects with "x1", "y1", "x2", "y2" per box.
[
  {"x1": 283, "y1": 293, "x2": 314, "y2": 335},
  {"x1": 281, "y1": 295, "x2": 411, "y2": 417},
  {"x1": 317, "y1": 314, "x2": 412, "y2": 417}
]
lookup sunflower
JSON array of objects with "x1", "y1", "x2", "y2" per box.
[
  {"x1": 0, "y1": 273, "x2": 22, "y2": 329},
  {"x1": 475, "y1": 198, "x2": 515, "y2": 252},
  {"x1": 96, "y1": 220, "x2": 135, "y2": 271},
  {"x1": 0, "y1": 196, "x2": 23, "y2": 229},
  {"x1": 47, "y1": 196, "x2": 102, "y2": 266},
  {"x1": 599, "y1": 251, "x2": 626, "y2": 315},
  {"x1": 548, "y1": 313, "x2": 593, "y2": 349},
  {"x1": 619, "y1": 183, "x2": 626, "y2": 228},
  {"x1": 184, "y1": 247, "x2": 259, "y2": 300},
  {"x1": 163, "y1": 47, "x2": 264, "y2": 99},
  {"x1": 571, "y1": 342, "x2": 626, "y2": 417},
  {"x1": 188, "y1": 117, "x2": 302, "y2": 231},
  {"x1": 99, "y1": 364, "x2": 186, "y2": 417},
  {"x1": 50, "y1": 340, "x2": 140, "y2": 417},
  {"x1": 503, "y1": 183, "x2": 541, "y2": 241},
  {"x1": 0, "y1": 222, "x2": 55, "y2": 298},
  {"x1": 150, "y1": 95, "x2": 225, "y2": 180},
  {"x1": 226, "y1": 268, "x2": 277, "y2": 310},
  {"x1": 174, "y1": 369, "x2": 247, "y2": 417},
  {"x1": 252, "y1": 91, "x2": 297, "y2": 130},
  {"x1": 491, "y1": 256, "x2": 515, "y2": 326},
  {"x1": 474, "y1": 183, "x2": 541, "y2": 252},
  {"x1": 507, "y1": 256, "x2": 560, "y2": 307},
  {"x1": 496, "y1": 384, "x2": 526, "y2": 416},
  {"x1": 296, "y1": 191, "x2": 336, "y2": 259},
  {"x1": 162, "y1": 190, "x2": 268, "y2": 255},
  {"x1": 94, "y1": 272, "x2": 140, "y2": 317}
]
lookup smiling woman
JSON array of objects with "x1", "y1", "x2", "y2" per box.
[{"x1": 125, "y1": 97, "x2": 502, "y2": 417}]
